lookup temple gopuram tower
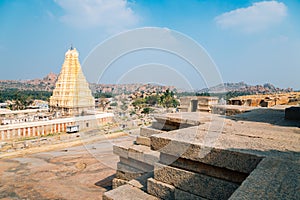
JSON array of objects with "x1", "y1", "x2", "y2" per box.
[{"x1": 49, "y1": 47, "x2": 95, "y2": 116}]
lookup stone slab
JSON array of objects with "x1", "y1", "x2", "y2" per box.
[
  {"x1": 112, "y1": 178, "x2": 128, "y2": 189},
  {"x1": 103, "y1": 184, "x2": 159, "y2": 200},
  {"x1": 151, "y1": 133, "x2": 262, "y2": 173},
  {"x1": 120, "y1": 157, "x2": 153, "y2": 172},
  {"x1": 140, "y1": 127, "x2": 163, "y2": 137},
  {"x1": 229, "y1": 157, "x2": 300, "y2": 200},
  {"x1": 160, "y1": 153, "x2": 248, "y2": 184},
  {"x1": 128, "y1": 144, "x2": 160, "y2": 166},
  {"x1": 147, "y1": 178, "x2": 175, "y2": 200},
  {"x1": 128, "y1": 172, "x2": 154, "y2": 191},
  {"x1": 154, "y1": 114, "x2": 202, "y2": 126},
  {"x1": 113, "y1": 141, "x2": 134, "y2": 159},
  {"x1": 154, "y1": 163, "x2": 239, "y2": 200},
  {"x1": 116, "y1": 162, "x2": 145, "y2": 181},
  {"x1": 175, "y1": 189, "x2": 207, "y2": 200},
  {"x1": 136, "y1": 135, "x2": 151, "y2": 147},
  {"x1": 151, "y1": 121, "x2": 178, "y2": 131}
]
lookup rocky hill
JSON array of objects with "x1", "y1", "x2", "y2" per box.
[
  {"x1": 0, "y1": 73, "x2": 58, "y2": 91},
  {"x1": 0, "y1": 74, "x2": 294, "y2": 95},
  {"x1": 198, "y1": 82, "x2": 293, "y2": 94}
]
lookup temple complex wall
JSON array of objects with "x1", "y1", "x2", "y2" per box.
[{"x1": 0, "y1": 113, "x2": 114, "y2": 141}]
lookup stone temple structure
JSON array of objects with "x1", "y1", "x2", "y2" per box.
[{"x1": 49, "y1": 47, "x2": 95, "y2": 116}]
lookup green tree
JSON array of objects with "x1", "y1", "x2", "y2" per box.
[
  {"x1": 159, "y1": 89, "x2": 179, "y2": 108},
  {"x1": 132, "y1": 98, "x2": 146, "y2": 109},
  {"x1": 141, "y1": 107, "x2": 154, "y2": 114},
  {"x1": 145, "y1": 95, "x2": 159, "y2": 106}
]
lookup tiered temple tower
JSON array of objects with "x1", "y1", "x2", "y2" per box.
[{"x1": 49, "y1": 47, "x2": 95, "y2": 116}]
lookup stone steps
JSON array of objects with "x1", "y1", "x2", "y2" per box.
[
  {"x1": 103, "y1": 184, "x2": 159, "y2": 200},
  {"x1": 153, "y1": 162, "x2": 239, "y2": 200}
]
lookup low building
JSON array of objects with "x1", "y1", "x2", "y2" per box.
[
  {"x1": 0, "y1": 113, "x2": 114, "y2": 141},
  {"x1": 178, "y1": 96, "x2": 219, "y2": 112}
]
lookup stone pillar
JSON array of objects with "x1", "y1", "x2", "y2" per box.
[
  {"x1": 42, "y1": 126, "x2": 45, "y2": 136},
  {"x1": 18, "y1": 128, "x2": 21, "y2": 137},
  {"x1": 12, "y1": 129, "x2": 16, "y2": 139},
  {"x1": 58, "y1": 124, "x2": 61, "y2": 132},
  {"x1": 32, "y1": 127, "x2": 36, "y2": 136},
  {"x1": 7, "y1": 130, "x2": 10, "y2": 140},
  {"x1": 28, "y1": 127, "x2": 31, "y2": 137},
  {"x1": 23, "y1": 128, "x2": 26, "y2": 137},
  {"x1": 1, "y1": 130, "x2": 5, "y2": 140}
]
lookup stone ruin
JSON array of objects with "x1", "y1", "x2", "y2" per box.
[
  {"x1": 179, "y1": 96, "x2": 219, "y2": 112},
  {"x1": 103, "y1": 110, "x2": 300, "y2": 199},
  {"x1": 228, "y1": 92, "x2": 300, "y2": 108}
]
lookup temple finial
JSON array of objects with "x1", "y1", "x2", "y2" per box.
[{"x1": 70, "y1": 44, "x2": 74, "y2": 50}]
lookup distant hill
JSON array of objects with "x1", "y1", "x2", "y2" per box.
[
  {"x1": 0, "y1": 73, "x2": 176, "y2": 94},
  {"x1": 0, "y1": 73, "x2": 58, "y2": 91},
  {"x1": 0, "y1": 74, "x2": 294, "y2": 95},
  {"x1": 198, "y1": 82, "x2": 293, "y2": 94}
]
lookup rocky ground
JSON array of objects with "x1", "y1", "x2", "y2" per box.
[{"x1": 0, "y1": 134, "x2": 136, "y2": 199}]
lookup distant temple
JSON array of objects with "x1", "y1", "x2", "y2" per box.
[{"x1": 49, "y1": 47, "x2": 95, "y2": 116}]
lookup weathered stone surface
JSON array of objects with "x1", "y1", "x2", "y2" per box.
[
  {"x1": 128, "y1": 172, "x2": 154, "y2": 191},
  {"x1": 151, "y1": 133, "x2": 262, "y2": 173},
  {"x1": 112, "y1": 178, "x2": 128, "y2": 189},
  {"x1": 175, "y1": 189, "x2": 207, "y2": 200},
  {"x1": 136, "y1": 136, "x2": 151, "y2": 146},
  {"x1": 116, "y1": 162, "x2": 145, "y2": 181},
  {"x1": 285, "y1": 106, "x2": 300, "y2": 120},
  {"x1": 160, "y1": 153, "x2": 248, "y2": 184},
  {"x1": 151, "y1": 121, "x2": 178, "y2": 131},
  {"x1": 103, "y1": 184, "x2": 159, "y2": 200},
  {"x1": 154, "y1": 114, "x2": 202, "y2": 126},
  {"x1": 147, "y1": 178, "x2": 175, "y2": 200},
  {"x1": 140, "y1": 127, "x2": 164, "y2": 137},
  {"x1": 120, "y1": 157, "x2": 153, "y2": 172},
  {"x1": 229, "y1": 157, "x2": 300, "y2": 200},
  {"x1": 154, "y1": 163, "x2": 239, "y2": 199},
  {"x1": 113, "y1": 141, "x2": 133, "y2": 159},
  {"x1": 127, "y1": 145, "x2": 160, "y2": 166}
]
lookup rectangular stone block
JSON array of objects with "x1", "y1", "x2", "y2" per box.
[
  {"x1": 144, "y1": 151, "x2": 160, "y2": 166},
  {"x1": 116, "y1": 162, "x2": 145, "y2": 181},
  {"x1": 140, "y1": 127, "x2": 163, "y2": 137},
  {"x1": 113, "y1": 142, "x2": 133, "y2": 159},
  {"x1": 136, "y1": 135, "x2": 151, "y2": 146},
  {"x1": 147, "y1": 178, "x2": 175, "y2": 200},
  {"x1": 229, "y1": 157, "x2": 300, "y2": 200},
  {"x1": 112, "y1": 178, "x2": 128, "y2": 189},
  {"x1": 154, "y1": 163, "x2": 239, "y2": 200},
  {"x1": 103, "y1": 184, "x2": 159, "y2": 200},
  {"x1": 151, "y1": 121, "x2": 178, "y2": 131},
  {"x1": 160, "y1": 153, "x2": 248, "y2": 184},
  {"x1": 128, "y1": 172, "x2": 154, "y2": 191},
  {"x1": 175, "y1": 189, "x2": 207, "y2": 200},
  {"x1": 127, "y1": 144, "x2": 160, "y2": 166},
  {"x1": 151, "y1": 134, "x2": 262, "y2": 174},
  {"x1": 120, "y1": 157, "x2": 153, "y2": 172}
]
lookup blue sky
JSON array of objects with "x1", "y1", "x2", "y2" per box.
[{"x1": 0, "y1": 0, "x2": 299, "y2": 90}]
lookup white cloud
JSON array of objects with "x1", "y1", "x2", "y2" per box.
[
  {"x1": 54, "y1": 0, "x2": 138, "y2": 31},
  {"x1": 215, "y1": 1, "x2": 287, "y2": 33}
]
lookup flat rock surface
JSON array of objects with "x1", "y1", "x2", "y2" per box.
[
  {"x1": 103, "y1": 184, "x2": 159, "y2": 200},
  {"x1": 230, "y1": 157, "x2": 300, "y2": 200},
  {"x1": 151, "y1": 109, "x2": 300, "y2": 160},
  {"x1": 0, "y1": 136, "x2": 135, "y2": 200}
]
